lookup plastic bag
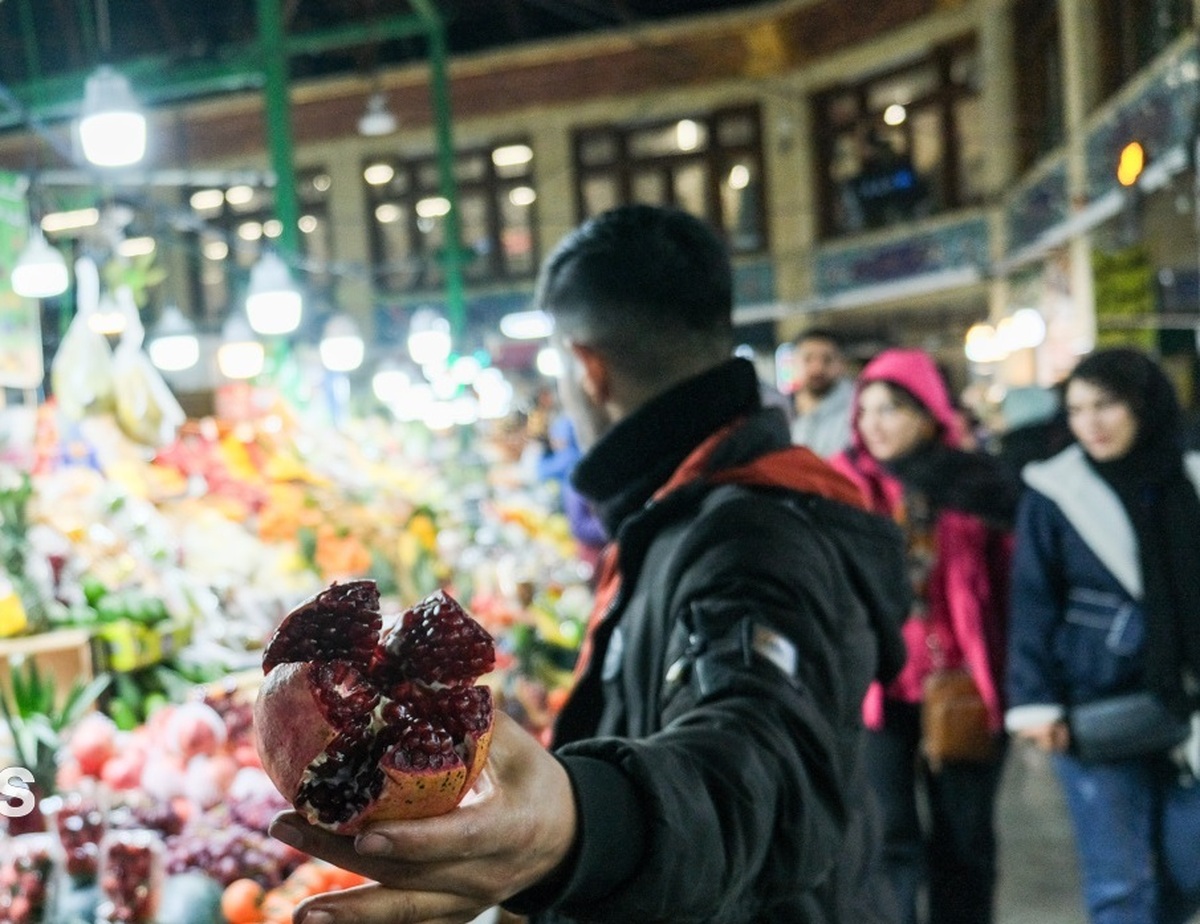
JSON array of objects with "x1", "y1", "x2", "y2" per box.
[
  {"x1": 110, "y1": 286, "x2": 185, "y2": 447},
  {"x1": 50, "y1": 258, "x2": 115, "y2": 420}
]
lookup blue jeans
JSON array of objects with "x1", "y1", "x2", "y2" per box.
[
  {"x1": 1053, "y1": 754, "x2": 1200, "y2": 924},
  {"x1": 866, "y1": 699, "x2": 1006, "y2": 924}
]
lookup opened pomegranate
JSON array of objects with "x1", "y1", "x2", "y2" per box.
[{"x1": 254, "y1": 581, "x2": 495, "y2": 833}]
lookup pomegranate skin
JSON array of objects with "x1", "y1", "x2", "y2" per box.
[{"x1": 254, "y1": 663, "x2": 340, "y2": 803}]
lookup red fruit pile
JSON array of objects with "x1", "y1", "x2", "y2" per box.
[
  {"x1": 254, "y1": 582, "x2": 495, "y2": 833},
  {"x1": 0, "y1": 834, "x2": 57, "y2": 924}
]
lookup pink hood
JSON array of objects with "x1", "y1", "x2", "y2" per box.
[{"x1": 849, "y1": 347, "x2": 962, "y2": 454}]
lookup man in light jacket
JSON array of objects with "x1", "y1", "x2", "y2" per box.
[{"x1": 791, "y1": 328, "x2": 855, "y2": 457}]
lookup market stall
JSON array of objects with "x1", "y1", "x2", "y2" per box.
[{"x1": 0, "y1": 348, "x2": 591, "y2": 922}]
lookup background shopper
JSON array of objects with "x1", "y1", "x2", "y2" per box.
[
  {"x1": 830, "y1": 347, "x2": 1017, "y2": 924},
  {"x1": 790, "y1": 328, "x2": 855, "y2": 457},
  {"x1": 1006, "y1": 347, "x2": 1200, "y2": 924}
]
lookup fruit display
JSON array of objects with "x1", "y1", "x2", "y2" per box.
[
  {"x1": 254, "y1": 581, "x2": 495, "y2": 832},
  {"x1": 0, "y1": 833, "x2": 61, "y2": 924},
  {"x1": 96, "y1": 828, "x2": 165, "y2": 924},
  {"x1": 219, "y1": 862, "x2": 369, "y2": 924},
  {"x1": 162, "y1": 808, "x2": 300, "y2": 890},
  {"x1": 0, "y1": 382, "x2": 596, "y2": 919},
  {"x1": 42, "y1": 788, "x2": 107, "y2": 881}
]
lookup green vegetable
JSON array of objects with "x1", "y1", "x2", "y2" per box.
[{"x1": 80, "y1": 575, "x2": 108, "y2": 608}]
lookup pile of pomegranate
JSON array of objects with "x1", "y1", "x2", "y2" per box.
[{"x1": 254, "y1": 581, "x2": 496, "y2": 833}]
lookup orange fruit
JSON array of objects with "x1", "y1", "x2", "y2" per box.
[
  {"x1": 220, "y1": 878, "x2": 265, "y2": 924},
  {"x1": 260, "y1": 890, "x2": 298, "y2": 923}
]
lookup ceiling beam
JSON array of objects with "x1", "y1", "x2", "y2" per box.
[
  {"x1": 285, "y1": 12, "x2": 428, "y2": 57},
  {"x1": 0, "y1": 12, "x2": 435, "y2": 130}
]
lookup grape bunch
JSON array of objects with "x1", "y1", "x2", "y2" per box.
[
  {"x1": 164, "y1": 812, "x2": 299, "y2": 889},
  {"x1": 107, "y1": 794, "x2": 187, "y2": 839},
  {"x1": 230, "y1": 788, "x2": 290, "y2": 834}
]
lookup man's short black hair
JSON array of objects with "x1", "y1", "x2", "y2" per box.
[
  {"x1": 534, "y1": 206, "x2": 734, "y2": 383},
  {"x1": 537, "y1": 204, "x2": 732, "y2": 331},
  {"x1": 793, "y1": 327, "x2": 843, "y2": 351}
]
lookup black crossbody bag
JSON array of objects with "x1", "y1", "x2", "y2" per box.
[{"x1": 1069, "y1": 691, "x2": 1190, "y2": 764}]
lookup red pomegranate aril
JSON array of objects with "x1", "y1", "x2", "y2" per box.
[
  {"x1": 383, "y1": 717, "x2": 461, "y2": 773},
  {"x1": 255, "y1": 583, "x2": 496, "y2": 833},
  {"x1": 296, "y1": 728, "x2": 387, "y2": 828},
  {"x1": 262, "y1": 580, "x2": 381, "y2": 673},
  {"x1": 309, "y1": 661, "x2": 380, "y2": 729},
  {"x1": 372, "y1": 590, "x2": 496, "y2": 686},
  {"x1": 419, "y1": 687, "x2": 494, "y2": 739},
  {"x1": 97, "y1": 829, "x2": 165, "y2": 924},
  {"x1": 45, "y1": 790, "x2": 107, "y2": 880},
  {"x1": 1, "y1": 834, "x2": 58, "y2": 924}
]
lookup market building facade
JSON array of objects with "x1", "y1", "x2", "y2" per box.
[{"x1": 1, "y1": 0, "x2": 1198, "y2": 400}]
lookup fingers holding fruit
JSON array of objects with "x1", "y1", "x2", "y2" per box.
[{"x1": 293, "y1": 881, "x2": 487, "y2": 924}]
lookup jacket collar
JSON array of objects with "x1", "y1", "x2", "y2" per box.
[
  {"x1": 1023, "y1": 447, "x2": 1200, "y2": 598},
  {"x1": 571, "y1": 358, "x2": 762, "y2": 537}
]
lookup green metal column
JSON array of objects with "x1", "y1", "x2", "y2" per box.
[
  {"x1": 412, "y1": 0, "x2": 465, "y2": 343},
  {"x1": 17, "y1": 0, "x2": 41, "y2": 81},
  {"x1": 255, "y1": 0, "x2": 301, "y2": 261},
  {"x1": 75, "y1": 0, "x2": 97, "y2": 63}
]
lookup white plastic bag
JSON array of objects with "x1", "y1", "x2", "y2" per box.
[
  {"x1": 110, "y1": 286, "x2": 185, "y2": 447},
  {"x1": 50, "y1": 257, "x2": 115, "y2": 420}
]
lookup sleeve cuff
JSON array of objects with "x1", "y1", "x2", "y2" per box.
[
  {"x1": 1005, "y1": 703, "x2": 1065, "y2": 732},
  {"x1": 503, "y1": 754, "x2": 646, "y2": 916}
]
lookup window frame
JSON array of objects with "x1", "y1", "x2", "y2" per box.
[
  {"x1": 184, "y1": 168, "x2": 333, "y2": 323},
  {"x1": 362, "y1": 138, "x2": 540, "y2": 296},
  {"x1": 570, "y1": 104, "x2": 769, "y2": 255},
  {"x1": 811, "y1": 37, "x2": 980, "y2": 239}
]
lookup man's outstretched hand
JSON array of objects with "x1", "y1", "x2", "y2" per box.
[{"x1": 269, "y1": 711, "x2": 578, "y2": 924}]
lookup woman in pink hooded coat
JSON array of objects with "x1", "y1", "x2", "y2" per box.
[{"x1": 830, "y1": 348, "x2": 1018, "y2": 924}]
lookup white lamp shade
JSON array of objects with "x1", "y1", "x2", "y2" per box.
[
  {"x1": 319, "y1": 314, "x2": 365, "y2": 372},
  {"x1": 1006, "y1": 308, "x2": 1047, "y2": 351},
  {"x1": 964, "y1": 322, "x2": 1005, "y2": 364},
  {"x1": 149, "y1": 334, "x2": 200, "y2": 373},
  {"x1": 218, "y1": 313, "x2": 264, "y2": 379},
  {"x1": 358, "y1": 92, "x2": 398, "y2": 137},
  {"x1": 406, "y1": 308, "x2": 451, "y2": 366},
  {"x1": 10, "y1": 231, "x2": 69, "y2": 298},
  {"x1": 372, "y1": 361, "x2": 411, "y2": 404},
  {"x1": 87, "y1": 294, "x2": 128, "y2": 336},
  {"x1": 245, "y1": 252, "x2": 302, "y2": 335},
  {"x1": 78, "y1": 66, "x2": 147, "y2": 168},
  {"x1": 536, "y1": 346, "x2": 564, "y2": 378},
  {"x1": 148, "y1": 306, "x2": 199, "y2": 372},
  {"x1": 499, "y1": 309, "x2": 553, "y2": 340}
]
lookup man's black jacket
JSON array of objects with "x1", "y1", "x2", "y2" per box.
[{"x1": 508, "y1": 359, "x2": 907, "y2": 923}]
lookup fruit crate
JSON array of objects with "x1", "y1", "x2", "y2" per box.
[
  {"x1": 0, "y1": 627, "x2": 95, "y2": 706},
  {"x1": 90, "y1": 618, "x2": 193, "y2": 673}
]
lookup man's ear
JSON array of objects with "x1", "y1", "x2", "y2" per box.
[{"x1": 567, "y1": 341, "x2": 611, "y2": 405}]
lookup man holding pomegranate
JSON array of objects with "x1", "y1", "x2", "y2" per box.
[{"x1": 270, "y1": 205, "x2": 908, "y2": 923}]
